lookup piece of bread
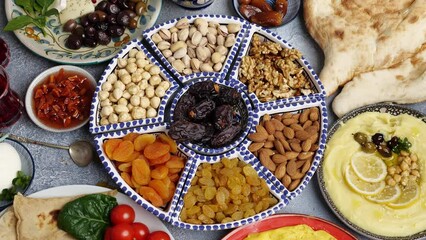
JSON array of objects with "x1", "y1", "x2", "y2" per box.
[
  {"x1": 0, "y1": 208, "x2": 17, "y2": 240},
  {"x1": 304, "y1": 0, "x2": 426, "y2": 95},
  {"x1": 333, "y1": 44, "x2": 426, "y2": 117}
]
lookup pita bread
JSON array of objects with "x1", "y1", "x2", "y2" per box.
[
  {"x1": 0, "y1": 208, "x2": 17, "y2": 240},
  {"x1": 333, "y1": 45, "x2": 426, "y2": 117},
  {"x1": 304, "y1": 0, "x2": 426, "y2": 95}
]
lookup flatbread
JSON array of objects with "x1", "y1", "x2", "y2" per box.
[
  {"x1": 304, "y1": 0, "x2": 426, "y2": 95},
  {"x1": 333, "y1": 44, "x2": 426, "y2": 117},
  {"x1": 0, "y1": 208, "x2": 17, "y2": 240}
]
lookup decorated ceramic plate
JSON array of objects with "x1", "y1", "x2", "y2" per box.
[
  {"x1": 4, "y1": 0, "x2": 162, "y2": 65},
  {"x1": 0, "y1": 185, "x2": 174, "y2": 239},
  {"x1": 222, "y1": 214, "x2": 356, "y2": 240},
  {"x1": 318, "y1": 103, "x2": 426, "y2": 240}
]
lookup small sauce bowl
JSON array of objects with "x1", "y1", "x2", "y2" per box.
[{"x1": 25, "y1": 65, "x2": 96, "y2": 132}]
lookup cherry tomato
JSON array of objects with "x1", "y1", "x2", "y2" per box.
[
  {"x1": 132, "y1": 222, "x2": 150, "y2": 240},
  {"x1": 147, "y1": 231, "x2": 171, "y2": 240},
  {"x1": 110, "y1": 223, "x2": 134, "y2": 240},
  {"x1": 103, "y1": 227, "x2": 112, "y2": 240},
  {"x1": 110, "y1": 204, "x2": 136, "y2": 225}
]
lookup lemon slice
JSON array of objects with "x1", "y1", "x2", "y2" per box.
[
  {"x1": 366, "y1": 184, "x2": 401, "y2": 203},
  {"x1": 387, "y1": 184, "x2": 420, "y2": 208},
  {"x1": 345, "y1": 165, "x2": 386, "y2": 195},
  {"x1": 351, "y1": 152, "x2": 387, "y2": 183}
]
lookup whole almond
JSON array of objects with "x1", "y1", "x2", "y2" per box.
[
  {"x1": 309, "y1": 109, "x2": 319, "y2": 121},
  {"x1": 290, "y1": 170, "x2": 305, "y2": 180},
  {"x1": 295, "y1": 160, "x2": 306, "y2": 169},
  {"x1": 256, "y1": 125, "x2": 268, "y2": 136},
  {"x1": 259, "y1": 151, "x2": 276, "y2": 172},
  {"x1": 305, "y1": 126, "x2": 318, "y2": 136},
  {"x1": 264, "y1": 141, "x2": 274, "y2": 149},
  {"x1": 259, "y1": 148, "x2": 275, "y2": 156},
  {"x1": 248, "y1": 133, "x2": 267, "y2": 142},
  {"x1": 267, "y1": 134, "x2": 275, "y2": 141},
  {"x1": 280, "y1": 139, "x2": 292, "y2": 151},
  {"x1": 301, "y1": 159, "x2": 312, "y2": 173},
  {"x1": 298, "y1": 151, "x2": 314, "y2": 160},
  {"x1": 263, "y1": 114, "x2": 271, "y2": 121},
  {"x1": 282, "y1": 118, "x2": 298, "y2": 126},
  {"x1": 272, "y1": 114, "x2": 282, "y2": 121},
  {"x1": 309, "y1": 133, "x2": 319, "y2": 143},
  {"x1": 288, "y1": 178, "x2": 301, "y2": 191},
  {"x1": 282, "y1": 113, "x2": 293, "y2": 119},
  {"x1": 302, "y1": 139, "x2": 312, "y2": 152},
  {"x1": 274, "y1": 140, "x2": 285, "y2": 155},
  {"x1": 248, "y1": 142, "x2": 264, "y2": 152},
  {"x1": 285, "y1": 151, "x2": 299, "y2": 160},
  {"x1": 292, "y1": 113, "x2": 300, "y2": 120},
  {"x1": 286, "y1": 159, "x2": 298, "y2": 176},
  {"x1": 275, "y1": 163, "x2": 287, "y2": 179},
  {"x1": 272, "y1": 154, "x2": 287, "y2": 164},
  {"x1": 313, "y1": 120, "x2": 320, "y2": 130},
  {"x1": 283, "y1": 127, "x2": 295, "y2": 139},
  {"x1": 310, "y1": 143, "x2": 319, "y2": 151},
  {"x1": 264, "y1": 121, "x2": 275, "y2": 135},
  {"x1": 274, "y1": 131, "x2": 285, "y2": 141},
  {"x1": 290, "y1": 123, "x2": 304, "y2": 131},
  {"x1": 271, "y1": 119, "x2": 284, "y2": 131},
  {"x1": 302, "y1": 120, "x2": 313, "y2": 129},
  {"x1": 290, "y1": 142, "x2": 302, "y2": 152},
  {"x1": 299, "y1": 109, "x2": 310, "y2": 123},
  {"x1": 288, "y1": 138, "x2": 300, "y2": 144},
  {"x1": 282, "y1": 174, "x2": 292, "y2": 188},
  {"x1": 295, "y1": 130, "x2": 310, "y2": 141}
]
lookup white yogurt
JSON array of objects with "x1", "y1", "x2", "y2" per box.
[{"x1": 0, "y1": 142, "x2": 22, "y2": 190}]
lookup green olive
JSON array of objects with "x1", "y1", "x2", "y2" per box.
[
  {"x1": 354, "y1": 132, "x2": 368, "y2": 145},
  {"x1": 361, "y1": 142, "x2": 376, "y2": 153}
]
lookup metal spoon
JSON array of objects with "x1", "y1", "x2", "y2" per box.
[{"x1": 0, "y1": 133, "x2": 94, "y2": 167}]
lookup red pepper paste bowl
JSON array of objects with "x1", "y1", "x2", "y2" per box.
[{"x1": 25, "y1": 65, "x2": 96, "y2": 132}]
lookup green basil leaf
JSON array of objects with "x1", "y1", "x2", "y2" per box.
[
  {"x1": 3, "y1": 15, "x2": 35, "y2": 31},
  {"x1": 44, "y1": 8, "x2": 59, "y2": 17},
  {"x1": 31, "y1": 0, "x2": 43, "y2": 13},
  {"x1": 58, "y1": 194, "x2": 118, "y2": 240},
  {"x1": 15, "y1": 0, "x2": 35, "y2": 16}
]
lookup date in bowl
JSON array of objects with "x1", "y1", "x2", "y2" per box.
[{"x1": 168, "y1": 77, "x2": 253, "y2": 155}]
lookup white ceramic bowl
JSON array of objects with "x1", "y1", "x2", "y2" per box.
[{"x1": 25, "y1": 65, "x2": 96, "y2": 132}]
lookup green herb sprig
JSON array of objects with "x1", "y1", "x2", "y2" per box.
[
  {"x1": 392, "y1": 137, "x2": 412, "y2": 154},
  {"x1": 4, "y1": 0, "x2": 59, "y2": 35},
  {"x1": 0, "y1": 171, "x2": 32, "y2": 201}
]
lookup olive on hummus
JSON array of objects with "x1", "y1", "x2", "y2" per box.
[{"x1": 323, "y1": 112, "x2": 426, "y2": 237}]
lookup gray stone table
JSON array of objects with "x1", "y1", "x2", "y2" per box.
[{"x1": 2, "y1": 1, "x2": 425, "y2": 239}]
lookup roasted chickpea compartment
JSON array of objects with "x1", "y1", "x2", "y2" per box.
[
  {"x1": 179, "y1": 157, "x2": 278, "y2": 225},
  {"x1": 97, "y1": 48, "x2": 172, "y2": 126},
  {"x1": 103, "y1": 132, "x2": 187, "y2": 209}
]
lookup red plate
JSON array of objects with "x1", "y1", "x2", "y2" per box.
[{"x1": 222, "y1": 214, "x2": 357, "y2": 240}]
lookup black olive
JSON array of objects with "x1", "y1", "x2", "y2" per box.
[
  {"x1": 109, "y1": 0, "x2": 118, "y2": 3},
  {"x1": 123, "y1": 9, "x2": 136, "y2": 18},
  {"x1": 96, "y1": 22, "x2": 109, "y2": 31},
  {"x1": 135, "y1": 2, "x2": 146, "y2": 16},
  {"x1": 72, "y1": 25, "x2": 85, "y2": 37},
  {"x1": 83, "y1": 37, "x2": 98, "y2": 48},
  {"x1": 95, "y1": 10, "x2": 107, "y2": 22},
  {"x1": 127, "y1": 1, "x2": 136, "y2": 11},
  {"x1": 128, "y1": 19, "x2": 137, "y2": 30},
  {"x1": 107, "y1": 25, "x2": 124, "y2": 37},
  {"x1": 118, "y1": 0, "x2": 130, "y2": 10},
  {"x1": 387, "y1": 136, "x2": 400, "y2": 149},
  {"x1": 353, "y1": 132, "x2": 368, "y2": 145},
  {"x1": 85, "y1": 26, "x2": 97, "y2": 38},
  {"x1": 117, "y1": 11, "x2": 130, "y2": 26},
  {"x1": 372, "y1": 133, "x2": 384, "y2": 146},
  {"x1": 95, "y1": 0, "x2": 109, "y2": 11},
  {"x1": 66, "y1": 34, "x2": 83, "y2": 49},
  {"x1": 377, "y1": 144, "x2": 392, "y2": 158},
  {"x1": 63, "y1": 19, "x2": 77, "y2": 32},
  {"x1": 361, "y1": 142, "x2": 376, "y2": 153},
  {"x1": 96, "y1": 31, "x2": 111, "y2": 45},
  {"x1": 107, "y1": 14, "x2": 118, "y2": 24},
  {"x1": 107, "y1": 3, "x2": 120, "y2": 14},
  {"x1": 80, "y1": 15, "x2": 90, "y2": 27},
  {"x1": 87, "y1": 12, "x2": 100, "y2": 23}
]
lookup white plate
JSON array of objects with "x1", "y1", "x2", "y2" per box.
[
  {"x1": 5, "y1": 1, "x2": 162, "y2": 65},
  {"x1": 1, "y1": 185, "x2": 174, "y2": 239}
]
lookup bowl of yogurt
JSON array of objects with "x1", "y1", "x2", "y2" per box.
[{"x1": 0, "y1": 138, "x2": 35, "y2": 210}]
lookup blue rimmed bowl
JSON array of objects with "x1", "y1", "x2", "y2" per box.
[
  {"x1": 168, "y1": 76, "x2": 254, "y2": 155},
  {"x1": 0, "y1": 138, "x2": 35, "y2": 211},
  {"x1": 89, "y1": 39, "x2": 179, "y2": 134},
  {"x1": 230, "y1": 24, "x2": 325, "y2": 109},
  {"x1": 171, "y1": 146, "x2": 288, "y2": 230},
  {"x1": 241, "y1": 97, "x2": 328, "y2": 200},
  {"x1": 94, "y1": 122, "x2": 196, "y2": 222},
  {"x1": 142, "y1": 14, "x2": 249, "y2": 83}
]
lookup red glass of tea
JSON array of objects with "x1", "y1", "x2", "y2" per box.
[{"x1": 0, "y1": 66, "x2": 23, "y2": 128}]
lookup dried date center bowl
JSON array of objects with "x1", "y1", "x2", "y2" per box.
[{"x1": 168, "y1": 77, "x2": 253, "y2": 155}]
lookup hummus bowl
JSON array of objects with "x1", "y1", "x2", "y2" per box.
[{"x1": 318, "y1": 103, "x2": 426, "y2": 240}]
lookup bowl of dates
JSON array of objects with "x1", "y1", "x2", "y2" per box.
[{"x1": 169, "y1": 78, "x2": 253, "y2": 154}]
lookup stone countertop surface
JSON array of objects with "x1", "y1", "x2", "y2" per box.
[{"x1": 2, "y1": 1, "x2": 426, "y2": 239}]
